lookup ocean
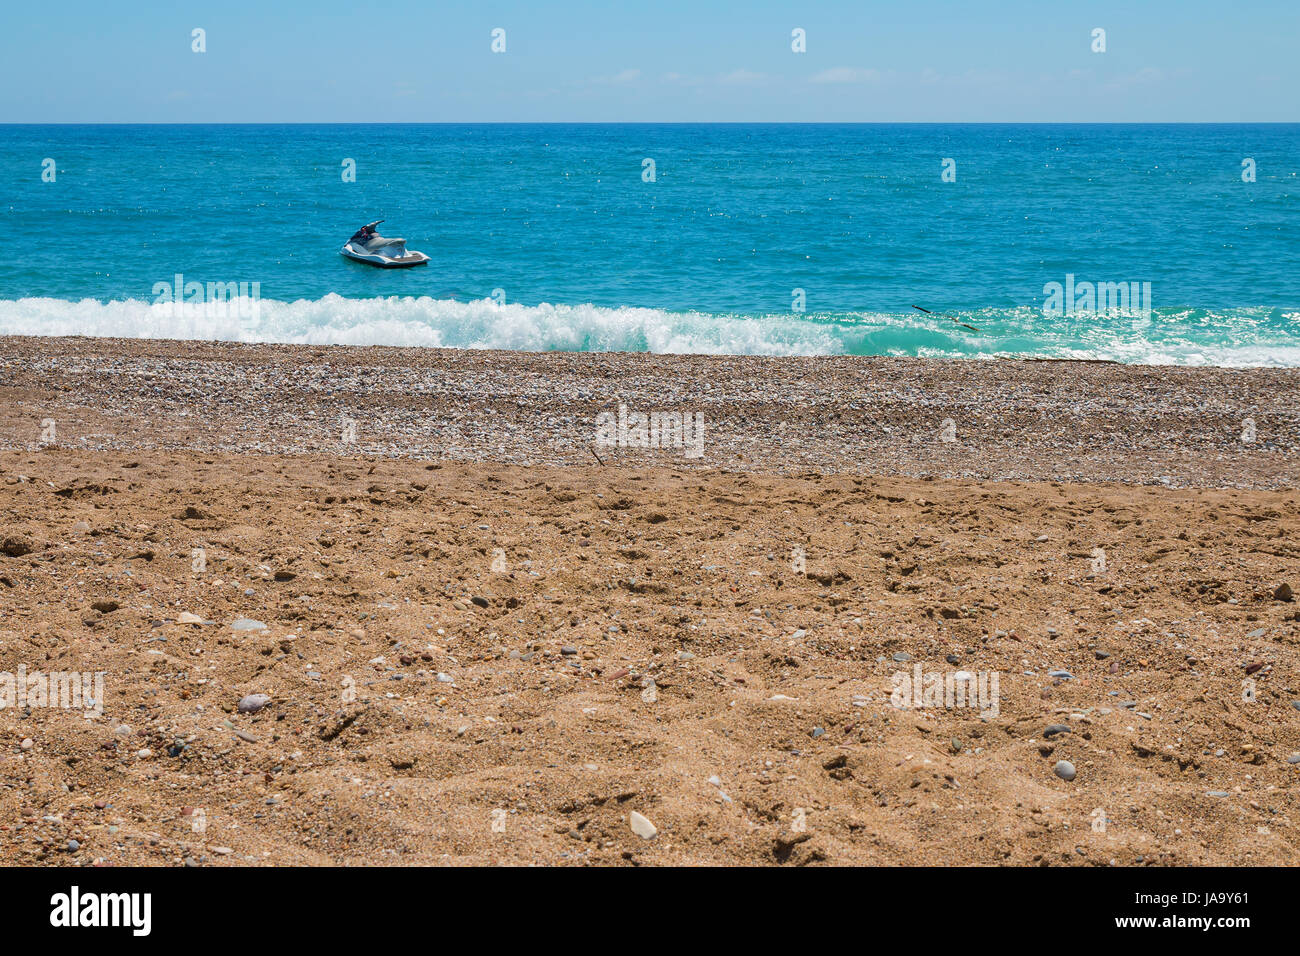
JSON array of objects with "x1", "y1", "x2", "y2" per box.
[{"x1": 2, "y1": 123, "x2": 1298, "y2": 365}]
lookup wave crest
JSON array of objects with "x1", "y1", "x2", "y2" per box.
[{"x1": 0, "y1": 296, "x2": 1295, "y2": 367}]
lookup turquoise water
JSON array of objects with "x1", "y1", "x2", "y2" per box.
[{"x1": 2, "y1": 123, "x2": 1298, "y2": 364}]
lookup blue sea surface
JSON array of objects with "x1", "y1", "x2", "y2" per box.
[{"x1": 2, "y1": 123, "x2": 1298, "y2": 364}]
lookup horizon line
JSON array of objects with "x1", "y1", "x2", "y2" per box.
[{"x1": 4, "y1": 120, "x2": 1300, "y2": 126}]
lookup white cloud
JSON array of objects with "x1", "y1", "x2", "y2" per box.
[
  {"x1": 1103, "y1": 67, "x2": 1166, "y2": 93},
  {"x1": 718, "y1": 69, "x2": 767, "y2": 85},
  {"x1": 809, "y1": 67, "x2": 882, "y2": 85},
  {"x1": 588, "y1": 69, "x2": 642, "y2": 86}
]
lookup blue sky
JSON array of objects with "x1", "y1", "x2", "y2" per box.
[{"x1": 2, "y1": 0, "x2": 1296, "y2": 122}]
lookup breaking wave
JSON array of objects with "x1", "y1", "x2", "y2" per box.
[{"x1": 0, "y1": 296, "x2": 1297, "y2": 367}]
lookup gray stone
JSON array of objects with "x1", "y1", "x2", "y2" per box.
[
  {"x1": 1053, "y1": 760, "x2": 1076, "y2": 782},
  {"x1": 237, "y1": 693, "x2": 271, "y2": 713}
]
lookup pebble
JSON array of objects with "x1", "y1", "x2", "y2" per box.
[
  {"x1": 945, "y1": 654, "x2": 961, "y2": 665},
  {"x1": 1043, "y1": 724, "x2": 1071, "y2": 738},
  {"x1": 1048, "y1": 669, "x2": 1074, "y2": 680},
  {"x1": 1206, "y1": 791, "x2": 1230, "y2": 798},
  {"x1": 238, "y1": 693, "x2": 271, "y2": 713},
  {"x1": 230, "y1": 618, "x2": 268, "y2": 632},
  {"x1": 560, "y1": 646, "x2": 577, "y2": 656},
  {"x1": 436, "y1": 673, "x2": 454, "y2": 683},
  {"x1": 66, "y1": 839, "x2": 80, "y2": 852},
  {"x1": 20, "y1": 738, "x2": 33, "y2": 751},
  {"x1": 1053, "y1": 760, "x2": 1076, "y2": 781},
  {"x1": 810, "y1": 727, "x2": 825, "y2": 738},
  {"x1": 892, "y1": 652, "x2": 912, "y2": 663},
  {"x1": 629, "y1": 810, "x2": 657, "y2": 840},
  {"x1": 1275, "y1": 583, "x2": 1294, "y2": 602},
  {"x1": 471, "y1": 596, "x2": 489, "y2": 608},
  {"x1": 1288, "y1": 754, "x2": 1300, "y2": 765},
  {"x1": 178, "y1": 611, "x2": 205, "y2": 625}
]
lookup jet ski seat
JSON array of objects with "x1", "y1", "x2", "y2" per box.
[{"x1": 363, "y1": 236, "x2": 407, "y2": 252}]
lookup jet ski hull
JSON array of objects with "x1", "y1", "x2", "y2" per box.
[{"x1": 340, "y1": 243, "x2": 430, "y2": 268}]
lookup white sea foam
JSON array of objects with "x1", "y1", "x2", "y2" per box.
[
  {"x1": 0, "y1": 296, "x2": 1295, "y2": 367},
  {"x1": 0, "y1": 295, "x2": 843, "y2": 356}
]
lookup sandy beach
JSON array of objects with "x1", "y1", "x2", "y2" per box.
[{"x1": 1, "y1": 336, "x2": 1298, "y2": 866}]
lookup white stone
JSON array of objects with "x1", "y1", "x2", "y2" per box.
[{"x1": 629, "y1": 810, "x2": 657, "y2": 839}]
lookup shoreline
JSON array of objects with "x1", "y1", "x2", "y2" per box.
[{"x1": 2, "y1": 335, "x2": 1297, "y2": 489}]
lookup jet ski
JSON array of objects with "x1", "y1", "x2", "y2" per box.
[{"x1": 340, "y1": 220, "x2": 430, "y2": 268}]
